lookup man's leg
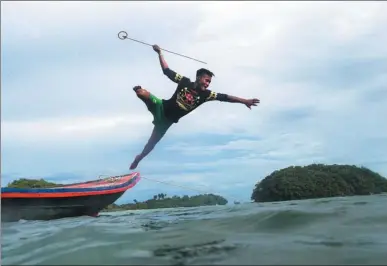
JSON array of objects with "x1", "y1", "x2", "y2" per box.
[
  {"x1": 130, "y1": 87, "x2": 172, "y2": 170},
  {"x1": 130, "y1": 125, "x2": 169, "y2": 170}
]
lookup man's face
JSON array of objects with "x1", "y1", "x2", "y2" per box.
[{"x1": 196, "y1": 74, "x2": 212, "y2": 90}]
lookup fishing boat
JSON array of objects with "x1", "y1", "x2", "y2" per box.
[{"x1": 1, "y1": 172, "x2": 141, "y2": 222}]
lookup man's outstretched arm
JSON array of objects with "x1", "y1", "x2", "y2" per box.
[
  {"x1": 207, "y1": 92, "x2": 260, "y2": 109},
  {"x1": 153, "y1": 45, "x2": 184, "y2": 84}
]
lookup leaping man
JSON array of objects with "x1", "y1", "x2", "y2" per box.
[{"x1": 130, "y1": 45, "x2": 260, "y2": 170}]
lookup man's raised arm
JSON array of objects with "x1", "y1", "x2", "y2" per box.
[
  {"x1": 153, "y1": 44, "x2": 184, "y2": 84},
  {"x1": 206, "y1": 91, "x2": 260, "y2": 109}
]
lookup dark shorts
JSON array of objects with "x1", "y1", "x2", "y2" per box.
[{"x1": 148, "y1": 94, "x2": 173, "y2": 136}]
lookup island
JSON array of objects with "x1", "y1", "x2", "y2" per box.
[
  {"x1": 251, "y1": 164, "x2": 387, "y2": 202},
  {"x1": 5, "y1": 178, "x2": 228, "y2": 210},
  {"x1": 6, "y1": 178, "x2": 63, "y2": 188},
  {"x1": 103, "y1": 193, "x2": 228, "y2": 212}
]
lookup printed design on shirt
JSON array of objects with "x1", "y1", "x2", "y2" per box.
[
  {"x1": 174, "y1": 73, "x2": 183, "y2": 83},
  {"x1": 176, "y1": 87, "x2": 201, "y2": 111},
  {"x1": 206, "y1": 91, "x2": 218, "y2": 101}
]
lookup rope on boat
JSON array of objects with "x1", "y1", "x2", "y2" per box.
[
  {"x1": 140, "y1": 176, "x2": 242, "y2": 203},
  {"x1": 95, "y1": 173, "x2": 242, "y2": 203}
]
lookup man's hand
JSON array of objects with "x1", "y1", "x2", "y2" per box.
[
  {"x1": 221, "y1": 94, "x2": 260, "y2": 109},
  {"x1": 243, "y1": 98, "x2": 260, "y2": 109},
  {"x1": 154, "y1": 44, "x2": 170, "y2": 74},
  {"x1": 153, "y1": 44, "x2": 161, "y2": 54}
]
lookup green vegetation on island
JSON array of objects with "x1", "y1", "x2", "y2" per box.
[
  {"x1": 103, "y1": 193, "x2": 228, "y2": 212},
  {"x1": 6, "y1": 178, "x2": 63, "y2": 188},
  {"x1": 251, "y1": 164, "x2": 387, "y2": 202}
]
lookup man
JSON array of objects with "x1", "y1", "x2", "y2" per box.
[{"x1": 129, "y1": 44, "x2": 260, "y2": 170}]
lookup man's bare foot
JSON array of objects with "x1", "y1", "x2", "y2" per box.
[
  {"x1": 133, "y1": 85, "x2": 141, "y2": 92},
  {"x1": 130, "y1": 155, "x2": 142, "y2": 170}
]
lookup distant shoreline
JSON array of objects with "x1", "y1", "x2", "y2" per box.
[{"x1": 102, "y1": 193, "x2": 228, "y2": 212}]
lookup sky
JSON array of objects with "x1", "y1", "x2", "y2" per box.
[{"x1": 1, "y1": 1, "x2": 387, "y2": 204}]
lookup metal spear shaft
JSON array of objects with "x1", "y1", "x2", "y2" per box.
[{"x1": 117, "y1": 31, "x2": 207, "y2": 64}]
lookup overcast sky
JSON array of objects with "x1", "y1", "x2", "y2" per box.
[{"x1": 2, "y1": 1, "x2": 387, "y2": 203}]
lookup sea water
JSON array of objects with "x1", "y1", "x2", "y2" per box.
[{"x1": 2, "y1": 194, "x2": 387, "y2": 265}]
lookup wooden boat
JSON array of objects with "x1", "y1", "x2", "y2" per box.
[{"x1": 1, "y1": 172, "x2": 141, "y2": 222}]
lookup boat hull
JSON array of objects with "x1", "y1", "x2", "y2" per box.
[{"x1": 1, "y1": 172, "x2": 141, "y2": 222}]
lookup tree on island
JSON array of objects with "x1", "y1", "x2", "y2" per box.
[
  {"x1": 251, "y1": 164, "x2": 387, "y2": 202},
  {"x1": 6, "y1": 178, "x2": 62, "y2": 188},
  {"x1": 103, "y1": 193, "x2": 228, "y2": 211}
]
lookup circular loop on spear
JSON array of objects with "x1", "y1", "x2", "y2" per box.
[{"x1": 118, "y1": 31, "x2": 128, "y2": 40}]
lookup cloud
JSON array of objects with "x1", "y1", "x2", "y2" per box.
[
  {"x1": 2, "y1": 114, "x2": 151, "y2": 144},
  {"x1": 2, "y1": 1, "x2": 387, "y2": 202}
]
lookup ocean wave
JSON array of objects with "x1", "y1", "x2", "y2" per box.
[{"x1": 2, "y1": 195, "x2": 386, "y2": 265}]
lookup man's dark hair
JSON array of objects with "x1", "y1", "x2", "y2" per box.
[{"x1": 196, "y1": 68, "x2": 215, "y2": 78}]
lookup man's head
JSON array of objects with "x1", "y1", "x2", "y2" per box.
[{"x1": 195, "y1": 68, "x2": 214, "y2": 90}]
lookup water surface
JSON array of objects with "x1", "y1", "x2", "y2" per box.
[{"x1": 2, "y1": 194, "x2": 387, "y2": 265}]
